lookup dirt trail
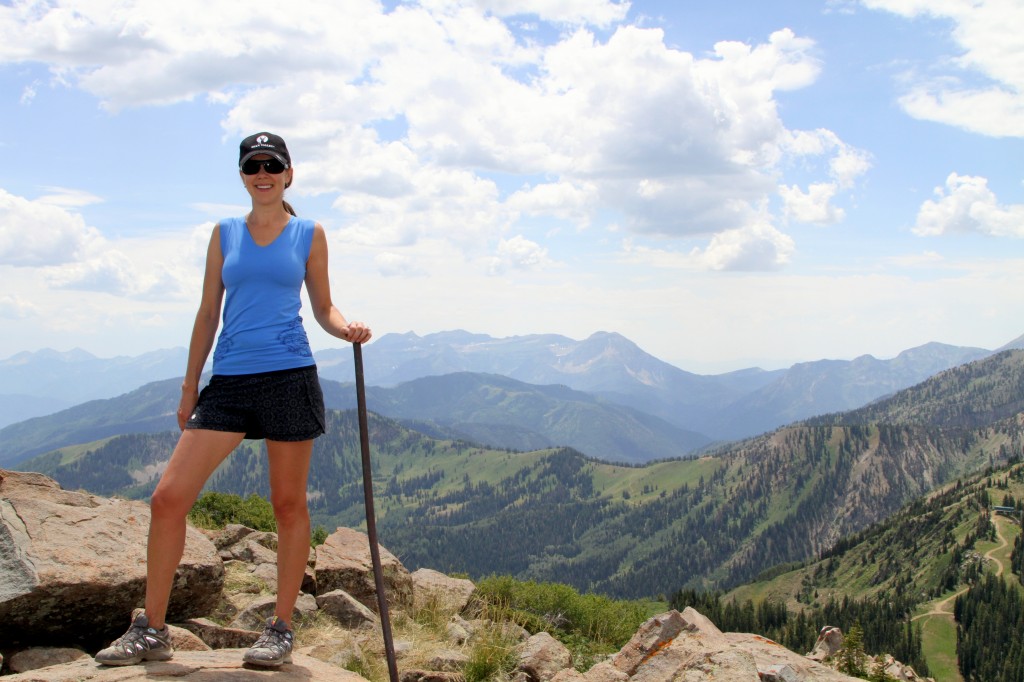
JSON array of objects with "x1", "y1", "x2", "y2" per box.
[{"x1": 912, "y1": 513, "x2": 1010, "y2": 621}]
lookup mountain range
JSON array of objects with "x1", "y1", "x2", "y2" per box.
[
  {"x1": 0, "y1": 371, "x2": 710, "y2": 466},
  {"x1": 2, "y1": 329, "x2": 1021, "y2": 440},
  {"x1": 13, "y1": 348, "x2": 1024, "y2": 603}
]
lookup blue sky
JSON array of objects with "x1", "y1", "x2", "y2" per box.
[{"x1": 0, "y1": 0, "x2": 1021, "y2": 373}]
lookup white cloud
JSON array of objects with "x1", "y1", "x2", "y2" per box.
[
  {"x1": 375, "y1": 252, "x2": 423, "y2": 277},
  {"x1": 0, "y1": 188, "x2": 102, "y2": 266},
  {"x1": 862, "y1": 0, "x2": 1024, "y2": 137},
  {"x1": 472, "y1": 0, "x2": 631, "y2": 27},
  {"x1": 0, "y1": 1, "x2": 863, "y2": 275},
  {"x1": 488, "y1": 234, "x2": 551, "y2": 274},
  {"x1": 913, "y1": 173, "x2": 1024, "y2": 238},
  {"x1": 0, "y1": 293, "x2": 38, "y2": 319},
  {"x1": 36, "y1": 186, "x2": 103, "y2": 208},
  {"x1": 506, "y1": 181, "x2": 598, "y2": 228},
  {"x1": 782, "y1": 129, "x2": 871, "y2": 189},
  {"x1": 779, "y1": 183, "x2": 845, "y2": 224},
  {"x1": 698, "y1": 221, "x2": 796, "y2": 271}
]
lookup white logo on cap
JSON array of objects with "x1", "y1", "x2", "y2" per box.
[{"x1": 256, "y1": 135, "x2": 270, "y2": 145}]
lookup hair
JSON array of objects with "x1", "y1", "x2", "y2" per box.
[{"x1": 283, "y1": 200, "x2": 297, "y2": 216}]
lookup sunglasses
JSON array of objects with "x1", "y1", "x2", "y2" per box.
[{"x1": 241, "y1": 158, "x2": 288, "y2": 175}]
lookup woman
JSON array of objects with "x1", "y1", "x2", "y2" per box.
[{"x1": 95, "y1": 132, "x2": 371, "y2": 668}]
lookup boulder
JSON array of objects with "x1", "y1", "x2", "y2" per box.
[
  {"x1": 0, "y1": 470, "x2": 223, "y2": 649},
  {"x1": 400, "y1": 672, "x2": 464, "y2": 682},
  {"x1": 314, "y1": 527, "x2": 413, "y2": 612},
  {"x1": 8, "y1": 647, "x2": 87, "y2": 673},
  {"x1": 428, "y1": 649, "x2": 470, "y2": 672},
  {"x1": 297, "y1": 631, "x2": 366, "y2": 669},
  {"x1": 582, "y1": 661, "x2": 628, "y2": 682},
  {"x1": 600, "y1": 610, "x2": 864, "y2": 682},
  {"x1": 807, "y1": 626, "x2": 844, "y2": 662},
  {"x1": 0, "y1": 649, "x2": 369, "y2": 681},
  {"x1": 177, "y1": 618, "x2": 260, "y2": 649},
  {"x1": 316, "y1": 588, "x2": 379, "y2": 628},
  {"x1": 168, "y1": 624, "x2": 212, "y2": 652},
  {"x1": 411, "y1": 568, "x2": 476, "y2": 615},
  {"x1": 229, "y1": 592, "x2": 319, "y2": 630},
  {"x1": 518, "y1": 631, "x2": 573, "y2": 682},
  {"x1": 552, "y1": 670, "x2": 587, "y2": 682},
  {"x1": 610, "y1": 610, "x2": 689, "y2": 677}
]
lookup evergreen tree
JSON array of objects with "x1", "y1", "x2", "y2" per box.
[{"x1": 837, "y1": 624, "x2": 868, "y2": 678}]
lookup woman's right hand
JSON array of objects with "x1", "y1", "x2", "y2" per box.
[{"x1": 177, "y1": 386, "x2": 199, "y2": 431}]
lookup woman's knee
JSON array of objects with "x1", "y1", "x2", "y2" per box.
[
  {"x1": 149, "y1": 483, "x2": 194, "y2": 521},
  {"x1": 271, "y1": 495, "x2": 309, "y2": 526}
]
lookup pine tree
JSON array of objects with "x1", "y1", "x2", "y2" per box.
[{"x1": 837, "y1": 624, "x2": 868, "y2": 678}]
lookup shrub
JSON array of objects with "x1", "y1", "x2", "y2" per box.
[
  {"x1": 188, "y1": 491, "x2": 277, "y2": 532},
  {"x1": 474, "y1": 575, "x2": 648, "y2": 670}
]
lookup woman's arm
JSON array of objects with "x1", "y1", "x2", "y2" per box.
[
  {"x1": 305, "y1": 223, "x2": 372, "y2": 344},
  {"x1": 176, "y1": 224, "x2": 226, "y2": 430}
]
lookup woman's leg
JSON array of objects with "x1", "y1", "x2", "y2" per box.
[
  {"x1": 265, "y1": 438, "x2": 314, "y2": 625},
  {"x1": 145, "y1": 428, "x2": 244, "y2": 627}
]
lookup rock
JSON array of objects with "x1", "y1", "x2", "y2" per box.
[
  {"x1": 610, "y1": 610, "x2": 689, "y2": 677},
  {"x1": 582, "y1": 661, "x2": 628, "y2": 682},
  {"x1": 759, "y1": 663, "x2": 801, "y2": 682},
  {"x1": 314, "y1": 527, "x2": 413, "y2": 612},
  {"x1": 598, "y1": 610, "x2": 864, "y2": 682},
  {"x1": 317, "y1": 588, "x2": 380, "y2": 628},
  {"x1": 518, "y1": 631, "x2": 573, "y2": 682},
  {"x1": 0, "y1": 649, "x2": 369, "y2": 681},
  {"x1": 411, "y1": 568, "x2": 476, "y2": 615},
  {"x1": 8, "y1": 647, "x2": 87, "y2": 673},
  {"x1": 807, "y1": 626, "x2": 844, "y2": 662},
  {"x1": 251, "y1": 562, "x2": 279, "y2": 589},
  {"x1": 0, "y1": 470, "x2": 223, "y2": 650},
  {"x1": 428, "y1": 649, "x2": 470, "y2": 672},
  {"x1": 447, "y1": 615, "x2": 472, "y2": 644},
  {"x1": 879, "y1": 653, "x2": 932, "y2": 681},
  {"x1": 400, "y1": 672, "x2": 464, "y2": 682},
  {"x1": 298, "y1": 631, "x2": 366, "y2": 668},
  {"x1": 177, "y1": 618, "x2": 261, "y2": 649},
  {"x1": 229, "y1": 592, "x2": 318, "y2": 630},
  {"x1": 208, "y1": 524, "x2": 255, "y2": 550},
  {"x1": 168, "y1": 624, "x2": 212, "y2": 652},
  {"x1": 551, "y1": 670, "x2": 587, "y2": 682}
]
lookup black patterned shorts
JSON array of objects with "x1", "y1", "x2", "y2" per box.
[{"x1": 185, "y1": 365, "x2": 326, "y2": 441}]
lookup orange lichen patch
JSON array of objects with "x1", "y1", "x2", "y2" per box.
[
  {"x1": 637, "y1": 637, "x2": 678, "y2": 667},
  {"x1": 752, "y1": 634, "x2": 782, "y2": 646}
]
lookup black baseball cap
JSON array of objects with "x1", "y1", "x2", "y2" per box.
[{"x1": 239, "y1": 132, "x2": 291, "y2": 169}]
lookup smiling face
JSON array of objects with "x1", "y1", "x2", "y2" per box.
[{"x1": 240, "y1": 153, "x2": 293, "y2": 206}]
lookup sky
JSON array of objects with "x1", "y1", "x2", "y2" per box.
[{"x1": 0, "y1": 0, "x2": 1021, "y2": 374}]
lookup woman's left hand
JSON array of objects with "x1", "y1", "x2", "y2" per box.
[{"x1": 342, "y1": 321, "x2": 372, "y2": 344}]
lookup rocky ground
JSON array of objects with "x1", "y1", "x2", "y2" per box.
[{"x1": 0, "y1": 469, "x2": 932, "y2": 681}]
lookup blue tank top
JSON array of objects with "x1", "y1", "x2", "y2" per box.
[{"x1": 212, "y1": 216, "x2": 317, "y2": 375}]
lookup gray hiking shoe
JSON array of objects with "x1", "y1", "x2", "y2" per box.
[
  {"x1": 94, "y1": 612, "x2": 173, "y2": 666},
  {"x1": 243, "y1": 616, "x2": 294, "y2": 667}
]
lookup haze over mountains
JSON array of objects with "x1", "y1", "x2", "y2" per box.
[
  {"x1": 1, "y1": 329, "x2": 1021, "y2": 441},
  {"x1": 13, "y1": 348, "x2": 1024, "y2": 601}
]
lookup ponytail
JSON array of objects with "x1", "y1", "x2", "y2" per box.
[{"x1": 283, "y1": 200, "x2": 297, "y2": 216}]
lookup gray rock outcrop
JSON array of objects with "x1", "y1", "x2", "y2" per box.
[
  {"x1": 596, "y1": 608, "x2": 866, "y2": 682},
  {"x1": 0, "y1": 469, "x2": 223, "y2": 649},
  {"x1": 0, "y1": 471, "x2": 932, "y2": 682},
  {"x1": 518, "y1": 631, "x2": 573, "y2": 682},
  {"x1": 0, "y1": 650, "x2": 369, "y2": 681},
  {"x1": 411, "y1": 568, "x2": 475, "y2": 614},
  {"x1": 314, "y1": 526, "x2": 413, "y2": 612}
]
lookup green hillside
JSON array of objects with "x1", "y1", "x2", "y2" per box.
[
  {"x1": 16, "y1": 349, "x2": 1024, "y2": 680},
  {"x1": 19, "y1": 392, "x2": 1024, "y2": 602}
]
